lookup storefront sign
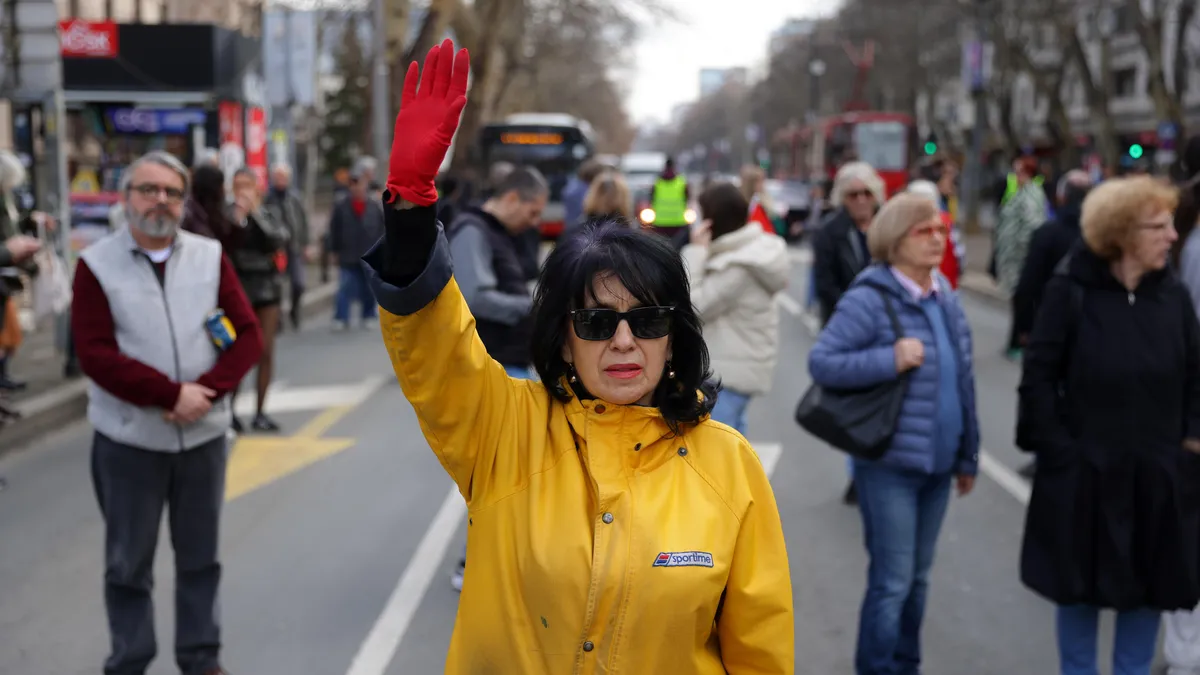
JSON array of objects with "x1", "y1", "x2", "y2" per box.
[
  {"x1": 59, "y1": 20, "x2": 118, "y2": 58},
  {"x1": 245, "y1": 107, "x2": 268, "y2": 191},
  {"x1": 218, "y1": 101, "x2": 244, "y2": 147},
  {"x1": 107, "y1": 108, "x2": 207, "y2": 135}
]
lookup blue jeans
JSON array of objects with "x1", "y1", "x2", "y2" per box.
[
  {"x1": 1057, "y1": 605, "x2": 1160, "y2": 675},
  {"x1": 711, "y1": 388, "x2": 751, "y2": 435},
  {"x1": 335, "y1": 265, "x2": 377, "y2": 323},
  {"x1": 853, "y1": 461, "x2": 952, "y2": 675}
]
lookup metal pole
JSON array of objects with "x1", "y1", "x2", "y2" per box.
[{"x1": 371, "y1": 0, "x2": 390, "y2": 163}]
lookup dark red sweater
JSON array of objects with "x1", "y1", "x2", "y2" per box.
[{"x1": 71, "y1": 254, "x2": 263, "y2": 410}]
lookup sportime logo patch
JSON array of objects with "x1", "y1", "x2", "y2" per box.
[{"x1": 652, "y1": 551, "x2": 714, "y2": 568}]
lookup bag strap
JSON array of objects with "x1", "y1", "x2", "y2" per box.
[{"x1": 861, "y1": 281, "x2": 904, "y2": 339}]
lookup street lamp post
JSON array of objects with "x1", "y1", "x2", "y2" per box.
[{"x1": 808, "y1": 57, "x2": 826, "y2": 124}]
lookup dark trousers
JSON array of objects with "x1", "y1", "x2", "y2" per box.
[{"x1": 91, "y1": 431, "x2": 227, "y2": 675}]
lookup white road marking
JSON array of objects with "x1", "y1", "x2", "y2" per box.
[
  {"x1": 344, "y1": 485, "x2": 466, "y2": 675},
  {"x1": 775, "y1": 293, "x2": 802, "y2": 317},
  {"x1": 233, "y1": 376, "x2": 387, "y2": 417},
  {"x1": 349, "y1": 437, "x2": 784, "y2": 673},
  {"x1": 754, "y1": 442, "x2": 783, "y2": 477},
  {"x1": 978, "y1": 449, "x2": 1031, "y2": 505}
]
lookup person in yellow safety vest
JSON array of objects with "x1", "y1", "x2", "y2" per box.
[{"x1": 650, "y1": 158, "x2": 690, "y2": 249}]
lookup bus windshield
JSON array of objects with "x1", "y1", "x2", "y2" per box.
[
  {"x1": 479, "y1": 125, "x2": 592, "y2": 201},
  {"x1": 852, "y1": 121, "x2": 909, "y2": 171}
]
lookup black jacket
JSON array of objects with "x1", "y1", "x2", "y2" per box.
[
  {"x1": 1017, "y1": 241, "x2": 1200, "y2": 610},
  {"x1": 1012, "y1": 203, "x2": 1083, "y2": 340},
  {"x1": 811, "y1": 208, "x2": 869, "y2": 326}
]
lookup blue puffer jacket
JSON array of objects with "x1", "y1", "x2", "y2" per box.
[{"x1": 807, "y1": 264, "x2": 980, "y2": 475}]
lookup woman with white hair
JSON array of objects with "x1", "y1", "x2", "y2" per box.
[
  {"x1": 907, "y1": 179, "x2": 963, "y2": 289},
  {"x1": 0, "y1": 150, "x2": 45, "y2": 391},
  {"x1": 811, "y1": 160, "x2": 887, "y2": 505}
]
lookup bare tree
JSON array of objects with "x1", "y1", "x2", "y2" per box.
[{"x1": 1128, "y1": 0, "x2": 1191, "y2": 135}]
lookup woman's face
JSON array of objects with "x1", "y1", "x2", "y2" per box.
[
  {"x1": 562, "y1": 273, "x2": 673, "y2": 406},
  {"x1": 894, "y1": 215, "x2": 948, "y2": 271},
  {"x1": 1129, "y1": 208, "x2": 1178, "y2": 271},
  {"x1": 843, "y1": 179, "x2": 876, "y2": 223}
]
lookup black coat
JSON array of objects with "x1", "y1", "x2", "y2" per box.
[
  {"x1": 1017, "y1": 241, "x2": 1200, "y2": 610},
  {"x1": 1012, "y1": 203, "x2": 1083, "y2": 340},
  {"x1": 811, "y1": 208, "x2": 869, "y2": 326}
]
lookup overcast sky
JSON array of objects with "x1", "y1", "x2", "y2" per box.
[{"x1": 628, "y1": 0, "x2": 828, "y2": 125}]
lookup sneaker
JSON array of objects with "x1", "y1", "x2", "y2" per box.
[
  {"x1": 231, "y1": 416, "x2": 244, "y2": 434},
  {"x1": 332, "y1": 321, "x2": 349, "y2": 332},
  {"x1": 252, "y1": 413, "x2": 281, "y2": 432},
  {"x1": 361, "y1": 318, "x2": 377, "y2": 330},
  {"x1": 842, "y1": 480, "x2": 858, "y2": 506},
  {"x1": 450, "y1": 559, "x2": 465, "y2": 592}
]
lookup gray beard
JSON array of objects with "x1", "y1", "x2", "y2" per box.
[{"x1": 128, "y1": 206, "x2": 180, "y2": 238}]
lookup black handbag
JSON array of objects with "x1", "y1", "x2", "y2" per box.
[{"x1": 794, "y1": 283, "x2": 910, "y2": 460}]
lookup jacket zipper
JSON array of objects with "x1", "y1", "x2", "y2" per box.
[{"x1": 150, "y1": 255, "x2": 186, "y2": 451}]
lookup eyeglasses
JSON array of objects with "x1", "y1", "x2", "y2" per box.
[
  {"x1": 570, "y1": 306, "x2": 675, "y2": 341},
  {"x1": 908, "y1": 223, "x2": 948, "y2": 239},
  {"x1": 132, "y1": 183, "x2": 186, "y2": 203}
]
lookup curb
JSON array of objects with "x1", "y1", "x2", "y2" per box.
[{"x1": 0, "y1": 281, "x2": 339, "y2": 459}]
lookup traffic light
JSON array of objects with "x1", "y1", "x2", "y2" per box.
[
  {"x1": 1129, "y1": 143, "x2": 1144, "y2": 159},
  {"x1": 924, "y1": 141, "x2": 937, "y2": 155}
]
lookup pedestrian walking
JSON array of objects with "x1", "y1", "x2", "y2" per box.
[
  {"x1": 363, "y1": 40, "x2": 793, "y2": 673},
  {"x1": 71, "y1": 150, "x2": 262, "y2": 675}
]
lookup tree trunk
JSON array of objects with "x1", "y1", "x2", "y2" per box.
[
  {"x1": 1130, "y1": 0, "x2": 1185, "y2": 133},
  {"x1": 1063, "y1": 23, "x2": 1118, "y2": 169},
  {"x1": 1173, "y1": 0, "x2": 1195, "y2": 137},
  {"x1": 448, "y1": 0, "x2": 514, "y2": 172}
]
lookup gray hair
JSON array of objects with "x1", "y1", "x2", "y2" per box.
[
  {"x1": 0, "y1": 151, "x2": 26, "y2": 191},
  {"x1": 831, "y1": 161, "x2": 886, "y2": 208},
  {"x1": 121, "y1": 150, "x2": 191, "y2": 197},
  {"x1": 905, "y1": 179, "x2": 941, "y2": 206},
  {"x1": 493, "y1": 165, "x2": 549, "y2": 202},
  {"x1": 351, "y1": 156, "x2": 377, "y2": 180},
  {"x1": 271, "y1": 162, "x2": 293, "y2": 177},
  {"x1": 1057, "y1": 169, "x2": 1091, "y2": 199},
  {"x1": 867, "y1": 192, "x2": 939, "y2": 263}
]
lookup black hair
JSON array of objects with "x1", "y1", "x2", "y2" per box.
[
  {"x1": 530, "y1": 220, "x2": 716, "y2": 433},
  {"x1": 698, "y1": 182, "x2": 749, "y2": 240},
  {"x1": 191, "y1": 164, "x2": 226, "y2": 227}
]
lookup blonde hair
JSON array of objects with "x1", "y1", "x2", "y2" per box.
[
  {"x1": 739, "y1": 165, "x2": 765, "y2": 203},
  {"x1": 867, "y1": 193, "x2": 938, "y2": 263},
  {"x1": 1081, "y1": 175, "x2": 1179, "y2": 260},
  {"x1": 0, "y1": 150, "x2": 27, "y2": 191},
  {"x1": 831, "y1": 161, "x2": 886, "y2": 207},
  {"x1": 583, "y1": 171, "x2": 632, "y2": 220}
]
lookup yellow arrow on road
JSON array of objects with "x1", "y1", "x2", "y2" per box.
[{"x1": 225, "y1": 404, "x2": 359, "y2": 502}]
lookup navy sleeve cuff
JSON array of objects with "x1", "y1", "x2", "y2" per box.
[{"x1": 362, "y1": 223, "x2": 454, "y2": 317}]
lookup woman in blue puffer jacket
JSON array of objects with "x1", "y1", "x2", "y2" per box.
[{"x1": 808, "y1": 192, "x2": 981, "y2": 675}]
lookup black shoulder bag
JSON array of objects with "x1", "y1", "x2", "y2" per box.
[{"x1": 794, "y1": 284, "x2": 910, "y2": 460}]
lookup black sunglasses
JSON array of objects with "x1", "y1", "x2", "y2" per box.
[{"x1": 570, "y1": 306, "x2": 675, "y2": 341}]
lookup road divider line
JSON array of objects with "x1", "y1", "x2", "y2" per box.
[
  {"x1": 344, "y1": 485, "x2": 465, "y2": 675},
  {"x1": 978, "y1": 449, "x2": 1031, "y2": 505}
]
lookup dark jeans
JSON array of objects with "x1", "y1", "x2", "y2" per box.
[
  {"x1": 1057, "y1": 605, "x2": 1159, "y2": 675},
  {"x1": 335, "y1": 264, "x2": 378, "y2": 323},
  {"x1": 853, "y1": 460, "x2": 952, "y2": 675},
  {"x1": 91, "y1": 431, "x2": 227, "y2": 675}
]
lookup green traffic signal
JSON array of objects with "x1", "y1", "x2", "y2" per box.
[
  {"x1": 923, "y1": 142, "x2": 937, "y2": 155},
  {"x1": 1129, "y1": 144, "x2": 1144, "y2": 159}
]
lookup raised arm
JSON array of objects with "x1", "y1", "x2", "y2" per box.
[{"x1": 363, "y1": 40, "x2": 540, "y2": 507}]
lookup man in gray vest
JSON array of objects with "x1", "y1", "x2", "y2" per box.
[
  {"x1": 445, "y1": 165, "x2": 547, "y2": 592},
  {"x1": 70, "y1": 150, "x2": 263, "y2": 675}
]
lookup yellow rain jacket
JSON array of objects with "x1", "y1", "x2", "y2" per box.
[{"x1": 369, "y1": 220, "x2": 794, "y2": 674}]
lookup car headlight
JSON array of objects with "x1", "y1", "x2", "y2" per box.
[
  {"x1": 684, "y1": 208, "x2": 697, "y2": 224},
  {"x1": 639, "y1": 208, "x2": 656, "y2": 224}
]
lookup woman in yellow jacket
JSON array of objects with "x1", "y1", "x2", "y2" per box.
[{"x1": 362, "y1": 40, "x2": 794, "y2": 674}]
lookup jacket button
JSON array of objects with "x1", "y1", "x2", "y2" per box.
[
  {"x1": 634, "y1": 443, "x2": 642, "y2": 451},
  {"x1": 595, "y1": 404, "x2": 606, "y2": 414},
  {"x1": 583, "y1": 640, "x2": 594, "y2": 652},
  {"x1": 602, "y1": 512, "x2": 614, "y2": 524},
  {"x1": 678, "y1": 447, "x2": 688, "y2": 457}
]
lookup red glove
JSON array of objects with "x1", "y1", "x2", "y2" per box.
[{"x1": 385, "y1": 38, "x2": 469, "y2": 206}]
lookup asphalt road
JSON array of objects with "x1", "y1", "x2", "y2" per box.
[{"x1": 0, "y1": 248, "x2": 1153, "y2": 674}]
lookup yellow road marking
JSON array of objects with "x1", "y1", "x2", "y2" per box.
[{"x1": 225, "y1": 403, "x2": 360, "y2": 502}]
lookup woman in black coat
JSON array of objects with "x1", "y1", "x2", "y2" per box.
[{"x1": 1017, "y1": 175, "x2": 1200, "y2": 675}]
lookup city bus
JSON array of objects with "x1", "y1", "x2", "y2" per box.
[
  {"x1": 478, "y1": 113, "x2": 596, "y2": 239},
  {"x1": 773, "y1": 111, "x2": 915, "y2": 197}
]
